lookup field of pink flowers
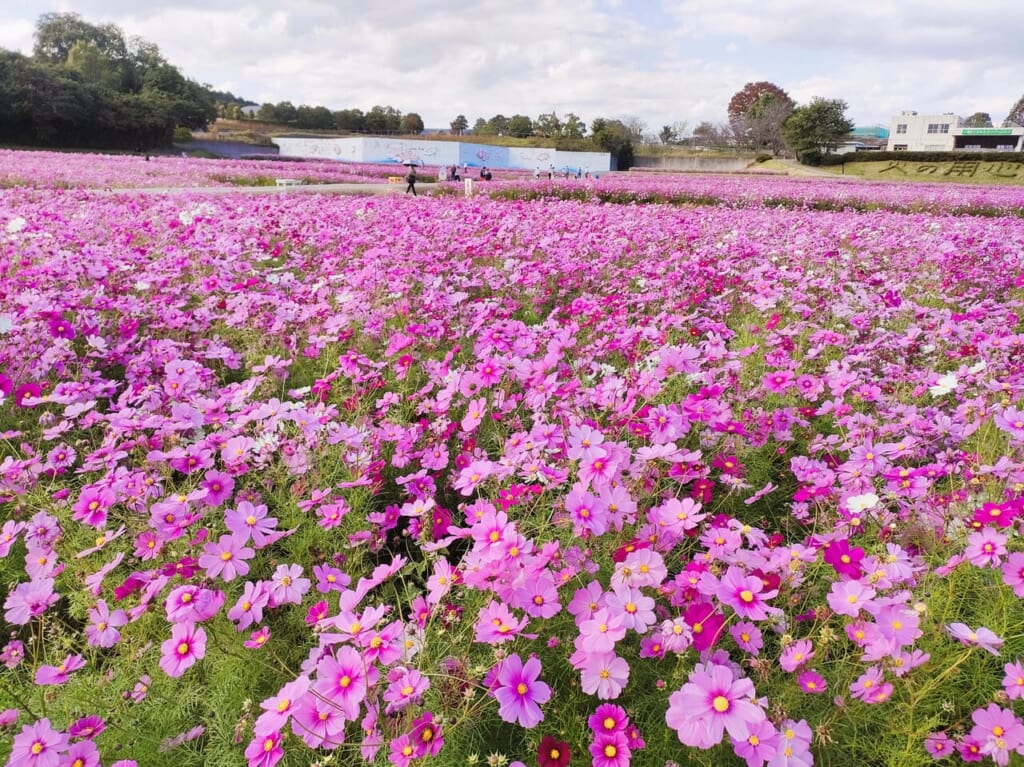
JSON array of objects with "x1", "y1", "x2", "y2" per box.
[{"x1": 3, "y1": 152, "x2": 1024, "y2": 767}]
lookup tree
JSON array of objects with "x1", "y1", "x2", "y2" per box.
[
  {"x1": 472, "y1": 117, "x2": 490, "y2": 134},
  {"x1": 449, "y1": 114, "x2": 468, "y2": 134},
  {"x1": 782, "y1": 97, "x2": 854, "y2": 163},
  {"x1": 34, "y1": 12, "x2": 127, "y2": 64},
  {"x1": 963, "y1": 112, "x2": 993, "y2": 128},
  {"x1": 401, "y1": 112, "x2": 424, "y2": 134},
  {"x1": 295, "y1": 105, "x2": 334, "y2": 130},
  {"x1": 534, "y1": 111, "x2": 561, "y2": 138},
  {"x1": 659, "y1": 124, "x2": 677, "y2": 145},
  {"x1": 1005, "y1": 95, "x2": 1024, "y2": 127},
  {"x1": 255, "y1": 103, "x2": 278, "y2": 122},
  {"x1": 365, "y1": 105, "x2": 402, "y2": 133},
  {"x1": 334, "y1": 108, "x2": 365, "y2": 132},
  {"x1": 274, "y1": 101, "x2": 297, "y2": 124},
  {"x1": 507, "y1": 114, "x2": 533, "y2": 138},
  {"x1": 590, "y1": 118, "x2": 634, "y2": 169},
  {"x1": 619, "y1": 115, "x2": 646, "y2": 144},
  {"x1": 727, "y1": 81, "x2": 794, "y2": 153},
  {"x1": 561, "y1": 112, "x2": 585, "y2": 138},
  {"x1": 486, "y1": 114, "x2": 509, "y2": 135}
]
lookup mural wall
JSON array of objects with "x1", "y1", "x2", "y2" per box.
[{"x1": 273, "y1": 137, "x2": 612, "y2": 172}]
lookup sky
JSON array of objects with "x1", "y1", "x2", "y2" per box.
[{"x1": 2, "y1": 1, "x2": 1022, "y2": 135}]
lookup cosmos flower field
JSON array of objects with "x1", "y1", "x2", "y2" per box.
[{"x1": 3, "y1": 150, "x2": 1024, "y2": 767}]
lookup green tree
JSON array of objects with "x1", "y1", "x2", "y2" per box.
[
  {"x1": 534, "y1": 111, "x2": 561, "y2": 138},
  {"x1": 782, "y1": 97, "x2": 854, "y2": 163},
  {"x1": 334, "y1": 108, "x2": 366, "y2": 132},
  {"x1": 295, "y1": 105, "x2": 335, "y2": 130},
  {"x1": 274, "y1": 101, "x2": 297, "y2": 124},
  {"x1": 472, "y1": 117, "x2": 490, "y2": 134},
  {"x1": 449, "y1": 114, "x2": 468, "y2": 134},
  {"x1": 561, "y1": 112, "x2": 586, "y2": 138},
  {"x1": 401, "y1": 112, "x2": 424, "y2": 134},
  {"x1": 65, "y1": 40, "x2": 122, "y2": 90},
  {"x1": 658, "y1": 124, "x2": 677, "y2": 145},
  {"x1": 963, "y1": 112, "x2": 993, "y2": 128},
  {"x1": 366, "y1": 105, "x2": 402, "y2": 133},
  {"x1": 507, "y1": 114, "x2": 533, "y2": 138},
  {"x1": 256, "y1": 102, "x2": 278, "y2": 122},
  {"x1": 486, "y1": 114, "x2": 509, "y2": 135},
  {"x1": 1004, "y1": 95, "x2": 1024, "y2": 127},
  {"x1": 34, "y1": 12, "x2": 127, "y2": 64},
  {"x1": 590, "y1": 117, "x2": 634, "y2": 169}
]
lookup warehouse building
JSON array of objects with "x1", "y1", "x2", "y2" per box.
[{"x1": 887, "y1": 111, "x2": 1024, "y2": 151}]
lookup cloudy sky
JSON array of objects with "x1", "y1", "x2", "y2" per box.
[{"x1": 2, "y1": 1, "x2": 1021, "y2": 134}]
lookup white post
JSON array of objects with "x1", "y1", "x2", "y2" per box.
[{"x1": 464, "y1": 178, "x2": 474, "y2": 197}]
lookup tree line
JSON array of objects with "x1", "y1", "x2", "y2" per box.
[{"x1": 0, "y1": 13, "x2": 226, "y2": 149}]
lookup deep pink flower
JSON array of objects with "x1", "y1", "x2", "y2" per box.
[
  {"x1": 244, "y1": 730, "x2": 284, "y2": 767},
  {"x1": 969, "y1": 704, "x2": 1024, "y2": 765},
  {"x1": 588, "y1": 703, "x2": 628, "y2": 735},
  {"x1": 493, "y1": 653, "x2": 551, "y2": 728},
  {"x1": 589, "y1": 731, "x2": 630, "y2": 767},
  {"x1": 716, "y1": 565, "x2": 778, "y2": 620},
  {"x1": 924, "y1": 731, "x2": 953, "y2": 759},
  {"x1": 797, "y1": 670, "x2": 827, "y2": 694}
]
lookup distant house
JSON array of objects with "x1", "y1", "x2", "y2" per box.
[{"x1": 887, "y1": 111, "x2": 1024, "y2": 151}]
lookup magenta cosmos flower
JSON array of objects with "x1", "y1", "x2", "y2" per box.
[
  {"x1": 159, "y1": 623, "x2": 207, "y2": 677},
  {"x1": 493, "y1": 653, "x2": 551, "y2": 728},
  {"x1": 666, "y1": 661, "x2": 765, "y2": 748}
]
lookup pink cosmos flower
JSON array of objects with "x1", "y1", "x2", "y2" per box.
[
  {"x1": 228, "y1": 581, "x2": 270, "y2": 630},
  {"x1": 383, "y1": 667, "x2": 429, "y2": 714},
  {"x1": 85, "y1": 600, "x2": 128, "y2": 648},
  {"x1": 9, "y1": 717, "x2": 69, "y2": 767},
  {"x1": 200, "y1": 470, "x2": 235, "y2": 506},
  {"x1": 969, "y1": 704, "x2": 1024, "y2": 766},
  {"x1": 255, "y1": 676, "x2": 310, "y2": 735},
  {"x1": 732, "y1": 717, "x2": 778, "y2": 767},
  {"x1": 159, "y1": 623, "x2": 207, "y2": 677},
  {"x1": 35, "y1": 654, "x2": 85, "y2": 685},
  {"x1": 589, "y1": 731, "x2": 630, "y2": 767},
  {"x1": 716, "y1": 565, "x2": 779, "y2": 621},
  {"x1": 850, "y1": 666, "x2": 892, "y2": 703},
  {"x1": 314, "y1": 645, "x2": 374, "y2": 720},
  {"x1": 244, "y1": 730, "x2": 284, "y2": 767},
  {"x1": 1002, "y1": 660, "x2": 1024, "y2": 700},
  {"x1": 245, "y1": 626, "x2": 271, "y2": 649},
  {"x1": 797, "y1": 670, "x2": 827, "y2": 694},
  {"x1": 474, "y1": 599, "x2": 528, "y2": 644},
  {"x1": 826, "y1": 579, "x2": 876, "y2": 617},
  {"x1": 493, "y1": 653, "x2": 551, "y2": 728},
  {"x1": 730, "y1": 621, "x2": 763, "y2": 655},
  {"x1": 579, "y1": 609, "x2": 628, "y2": 653},
  {"x1": 290, "y1": 694, "x2": 346, "y2": 749},
  {"x1": 779, "y1": 640, "x2": 814, "y2": 673},
  {"x1": 947, "y1": 623, "x2": 1004, "y2": 655},
  {"x1": 268, "y1": 564, "x2": 310, "y2": 607},
  {"x1": 578, "y1": 651, "x2": 630, "y2": 700},
  {"x1": 823, "y1": 539, "x2": 865, "y2": 579},
  {"x1": 588, "y1": 703, "x2": 629, "y2": 735},
  {"x1": 665, "y1": 661, "x2": 765, "y2": 748},
  {"x1": 964, "y1": 527, "x2": 1007, "y2": 567},
  {"x1": 225, "y1": 501, "x2": 278, "y2": 547},
  {"x1": 198, "y1": 533, "x2": 254, "y2": 582},
  {"x1": 1002, "y1": 552, "x2": 1024, "y2": 597},
  {"x1": 924, "y1": 731, "x2": 953, "y2": 759},
  {"x1": 3, "y1": 578, "x2": 58, "y2": 624},
  {"x1": 61, "y1": 740, "x2": 100, "y2": 767},
  {"x1": 68, "y1": 715, "x2": 105, "y2": 739}
]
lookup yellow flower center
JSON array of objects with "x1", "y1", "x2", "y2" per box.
[
  {"x1": 739, "y1": 589, "x2": 754, "y2": 603},
  {"x1": 712, "y1": 695, "x2": 730, "y2": 712}
]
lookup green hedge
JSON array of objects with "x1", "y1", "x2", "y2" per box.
[{"x1": 819, "y1": 150, "x2": 1024, "y2": 166}]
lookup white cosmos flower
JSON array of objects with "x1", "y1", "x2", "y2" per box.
[
  {"x1": 846, "y1": 492, "x2": 880, "y2": 513},
  {"x1": 929, "y1": 373, "x2": 958, "y2": 397}
]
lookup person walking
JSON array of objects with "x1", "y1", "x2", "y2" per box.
[{"x1": 405, "y1": 166, "x2": 418, "y2": 196}]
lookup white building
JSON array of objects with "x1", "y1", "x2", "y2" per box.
[
  {"x1": 887, "y1": 111, "x2": 1024, "y2": 151},
  {"x1": 273, "y1": 136, "x2": 613, "y2": 173}
]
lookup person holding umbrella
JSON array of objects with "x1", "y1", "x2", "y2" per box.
[{"x1": 404, "y1": 162, "x2": 418, "y2": 196}]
